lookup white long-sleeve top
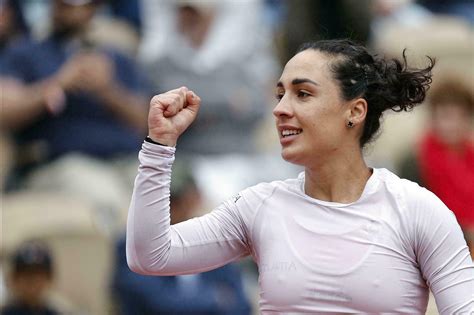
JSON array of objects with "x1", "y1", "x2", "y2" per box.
[{"x1": 127, "y1": 142, "x2": 474, "y2": 314}]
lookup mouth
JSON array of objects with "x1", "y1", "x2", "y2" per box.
[{"x1": 281, "y1": 129, "x2": 303, "y2": 138}]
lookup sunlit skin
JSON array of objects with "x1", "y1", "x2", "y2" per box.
[{"x1": 273, "y1": 50, "x2": 372, "y2": 203}]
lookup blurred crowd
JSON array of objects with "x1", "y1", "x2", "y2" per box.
[{"x1": 0, "y1": 0, "x2": 472, "y2": 314}]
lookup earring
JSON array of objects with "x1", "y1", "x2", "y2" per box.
[{"x1": 347, "y1": 121, "x2": 354, "y2": 128}]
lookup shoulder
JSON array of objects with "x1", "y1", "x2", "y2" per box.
[
  {"x1": 1, "y1": 38, "x2": 47, "y2": 77},
  {"x1": 238, "y1": 174, "x2": 301, "y2": 203},
  {"x1": 377, "y1": 168, "x2": 441, "y2": 204},
  {"x1": 223, "y1": 174, "x2": 300, "y2": 220},
  {"x1": 220, "y1": 175, "x2": 301, "y2": 247},
  {"x1": 5, "y1": 37, "x2": 46, "y2": 57},
  {"x1": 376, "y1": 168, "x2": 453, "y2": 222},
  {"x1": 375, "y1": 169, "x2": 461, "y2": 253},
  {"x1": 1, "y1": 37, "x2": 35, "y2": 64}
]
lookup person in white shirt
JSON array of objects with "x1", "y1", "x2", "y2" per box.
[{"x1": 126, "y1": 39, "x2": 474, "y2": 314}]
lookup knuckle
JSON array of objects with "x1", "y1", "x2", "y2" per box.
[
  {"x1": 150, "y1": 95, "x2": 161, "y2": 104},
  {"x1": 170, "y1": 95, "x2": 184, "y2": 106},
  {"x1": 152, "y1": 93, "x2": 169, "y2": 101}
]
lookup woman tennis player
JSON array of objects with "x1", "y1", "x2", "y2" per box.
[{"x1": 126, "y1": 39, "x2": 473, "y2": 314}]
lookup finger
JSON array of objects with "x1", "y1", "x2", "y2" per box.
[
  {"x1": 165, "y1": 86, "x2": 188, "y2": 97},
  {"x1": 185, "y1": 90, "x2": 201, "y2": 106},
  {"x1": 184, "y1": 91, "x2": 201, "y2": 117},
  {"x1": 166, "y1": 86, "x2": 188, "y2": 105},
  {"x1": 169, "y1": 86, "x2": 188, "y2": 93},
  {"x1": 163, "y1": 87, "x2": 188, "y2": 115},
  {"x1": 150, "y1": 87, "x2": 188, "y2": 112},
  {"x1": 151, "y1": 95, "x2": 183, "y2": 118}
]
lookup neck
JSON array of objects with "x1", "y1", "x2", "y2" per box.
[
  {"x1": 430, "y1": 132, "x2": 468, "y2": 155},
  {"x1": 52, "y1": 26, "x2": 86, "y2": 42},
  {"x1": 445, "y1": 139, "x2": 468, "y2": 154},
  {"x1": 304, "y1": 146, "x2": 372, "y2": 203}
]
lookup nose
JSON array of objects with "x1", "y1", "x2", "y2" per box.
[{"x1": 272, "y1": 95, "x2": 293, "y2": 119}]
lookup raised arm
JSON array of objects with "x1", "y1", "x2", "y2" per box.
[{"x1": 126, "y1": 88, "x2": 250, "y2": 275}]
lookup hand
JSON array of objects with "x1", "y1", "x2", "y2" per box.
[
  {"x1": 148, "y1": 87, "x2": 201, "y2": 146},
  {"x1": 0, "y1": 78, "x2": 25, "y2": 105},
  {"x1": 54, "y1": 54, "x2": 84, "y2": 92},
  {"x1": 43, "y1": 82, "x2": 66, "y2": 115},
  {"x1": 55, "y1": 52, "x2": 114, "y2": 95},
  {"x1": 76, "y1": 52, "x2": 115, "y2": 95}
]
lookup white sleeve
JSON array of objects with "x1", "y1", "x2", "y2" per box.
[
  {"x1": 126, "y1": 142, "x2": 250, "y2": 276},
  {"x1": 410, "y1": 188, "x2": 474, "y2": 314}
]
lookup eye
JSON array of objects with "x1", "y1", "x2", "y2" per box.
[
  {"x1": 297, "y1": 90, "x2": 310, "y2": 98},
  {"x1": 275, "y1": 92, "x2": 284, "y2": 101}
]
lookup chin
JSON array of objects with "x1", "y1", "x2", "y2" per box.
[{"x1": 280, "y1": 147, "x2": 305, "y2": 166}]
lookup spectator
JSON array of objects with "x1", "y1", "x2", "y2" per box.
[
  {"x1": 140, "y1": 0, "x2": 278, "y2": 155},
  {"x1": 138, "y1": 0, "x2": 296, "y2": 205},
  {"x1": 1, "y1": 241, "x2": 60, "y2": 315},
  {"x1": 0, "y1": 0, "x2": 29, "y2": 58},
  {"x1": 369, "y1": 0, "x2": 432, "y2": 45},
  {"x1": 282, "y1": 0, "x2": 371, "y2": 63},
  {"x1": 0, "y1": 0, "x2": 149, "y2": 214},
  {"x1": 0, "y1": 0, "x2": 29, "y2": 192},
  {"x1": 112, "y1": 160, "x2": 252, "y2": 314},
  {"x1": 418, "y1": 0, "x2": 474, "y2": 24},
  {"x1": 107, "y1": 0, "x2": 142, "y2": 33},
  {"x1": 417, "y1": 76, "x2": 474, "y2": 258}
]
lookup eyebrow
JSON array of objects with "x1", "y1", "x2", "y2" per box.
[{"x1": 276, "y1": 78, "x2": 319, "y2": 88}]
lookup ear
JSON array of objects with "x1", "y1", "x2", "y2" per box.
[{"x1": 347, "y1": 97, "x2": 367, "y2": 126}]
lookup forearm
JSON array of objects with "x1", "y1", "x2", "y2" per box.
[
  {"x1": 126, "y1": 141, "x2": 175, "y2": 274},
  {"x1": 0, "y1": 79, "x2": 57, "y2": 131},
  {"x1": 126, "y1": 142, "x2": 248, "y2": 276},
  {"x1": 97, "y1": 83, "x2": 148, "y2": 134}
]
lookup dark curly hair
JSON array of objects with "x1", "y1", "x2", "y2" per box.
[{"x1": 298, "y1": 39, "x2": 435, "y2": 147}]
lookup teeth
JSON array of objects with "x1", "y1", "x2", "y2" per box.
[{"x1": 282, "y1": 129, "x2": 302, "y2": 137}]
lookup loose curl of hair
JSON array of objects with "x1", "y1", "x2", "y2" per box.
[{"x1": 298, "y1": 39, "x2": 435, "y2": 147}]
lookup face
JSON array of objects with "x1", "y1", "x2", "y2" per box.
[
  {"x1": 0, "y1": 2, "x2": 14, "y2": 41},
  {"x1": 273, "y1": 50, "x2": 351, "y2": 166},
  {"x1": 10, "y1": 270, "x2": 51, "y2": 306},
  {"x1": 177, "y1": 5, "x2": 214, "y2": 48},
  {"x1": 52, "y1": 1, "x2": 96, "y2": 35},
  {"x1": 431, "y1": 103, "x2": 472, "y2": 147}
]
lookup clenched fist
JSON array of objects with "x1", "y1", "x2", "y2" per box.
[{"x1": 148, "y1": 87, "x2": 201, "y2": 147}]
